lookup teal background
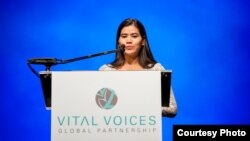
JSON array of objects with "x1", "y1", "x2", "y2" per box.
[{"x1": 1, "y1": 0, "x2": 249, "y2": 140}]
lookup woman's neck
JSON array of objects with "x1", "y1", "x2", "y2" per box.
[
  {"x1": 125, "y1": 56, "x2": 138, "y2": 64},
  {"x1": 118, "y1": 57, "x2": 143, "y2": 70}
]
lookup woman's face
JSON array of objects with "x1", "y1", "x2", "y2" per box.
[{"x1": 118, "y1": 25, "x2": 144, "y2": 58}]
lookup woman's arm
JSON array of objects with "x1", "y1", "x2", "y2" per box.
[{"x1": 162, "y1": 87, "x2": 177, "y2": 117}]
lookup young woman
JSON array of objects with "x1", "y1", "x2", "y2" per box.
[{"x1": 99, "y1": 18, "x2": 177, "y2": 117}]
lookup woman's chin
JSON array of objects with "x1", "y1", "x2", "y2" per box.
[{"x1": 124, "y1": 50, "x2": 135, "y2": 54}]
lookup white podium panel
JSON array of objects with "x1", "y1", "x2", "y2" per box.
[{"x1": 51, "y1": 71, "x2": 162, "y2": 141}]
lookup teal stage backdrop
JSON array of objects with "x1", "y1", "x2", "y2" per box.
[{"x1": 1, "y1": 0, "x2": 249, "y2": 141}]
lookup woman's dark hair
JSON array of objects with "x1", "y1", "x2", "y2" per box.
[{"x1": 110, "y1": 18, "x2": 157, "y2": 69}]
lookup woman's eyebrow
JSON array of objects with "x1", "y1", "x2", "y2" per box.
[
  {"x1": 120, "y1": 32, "x2": 139, "y2": 36},
  {"x1": 131, "y1": 33, "x2": 139, "y2": 35}
]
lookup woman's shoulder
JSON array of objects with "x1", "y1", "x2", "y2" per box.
[
  {"x1": 148, "y1": 63, "x2": 165, "y2": 71},
  {"x1": 99, "y1": 64, "x2": 116, "y2": 71}
]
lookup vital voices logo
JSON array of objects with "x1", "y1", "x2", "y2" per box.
[{"x1": 95, "y1": 88, "x2": 118, "y2": 110}]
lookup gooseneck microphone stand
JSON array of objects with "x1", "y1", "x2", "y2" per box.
[{"x1": 27, "y1": 45, "x2": 124, "y2": 78}]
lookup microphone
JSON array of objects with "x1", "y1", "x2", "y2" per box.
[
  {"x1": 28, "y1": 46, "x2": 124, "y2": 66},
  {"x1": 27, "y1": 46, "x2": 125, "y2": 76},
  {"x1": 59, "y1": 45, "x2": 125, "y2": 64},
  {"x1": 118, "y1": 44, "x2": 125, "y2": 52}
]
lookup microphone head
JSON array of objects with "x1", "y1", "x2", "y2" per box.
[{"x1": 118, "y1": 44, "x2": 125, "y2": 52}]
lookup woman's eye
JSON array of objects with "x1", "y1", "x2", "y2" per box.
[{"x1": 131, "y1": 33, "x2": 139, "y2": 38}]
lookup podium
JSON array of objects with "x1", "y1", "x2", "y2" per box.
[{"x1": 39, "y1": 71, "x2": 171, "y2": 141}]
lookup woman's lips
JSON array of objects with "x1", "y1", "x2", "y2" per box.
[{"x1": 125, "y1": 46, "x2": 133, "y2": 49}]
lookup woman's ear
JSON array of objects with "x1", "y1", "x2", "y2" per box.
[{"x1": 142, "y1": 39, "x2": 146, "y2": 46}]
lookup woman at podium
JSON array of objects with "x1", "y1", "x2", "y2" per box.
[{"x1": 99, "y1": 18, "x2": 177, "y2": 117}]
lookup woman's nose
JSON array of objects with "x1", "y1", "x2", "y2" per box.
[{"x1": 126, "y1": 36, "x2": 132, "y2": 42}]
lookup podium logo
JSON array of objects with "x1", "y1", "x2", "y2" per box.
[{"x1": 96, "y1": 88, "x2": 118, "y2": 110}]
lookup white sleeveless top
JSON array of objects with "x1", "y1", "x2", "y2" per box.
[{"x1": 99, "y1": 63, "x2": 165, "y2": 71}]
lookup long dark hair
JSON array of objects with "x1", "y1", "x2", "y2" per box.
[{"x1": 110, "y1": 18, "x2": 157, "y2": 69}]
